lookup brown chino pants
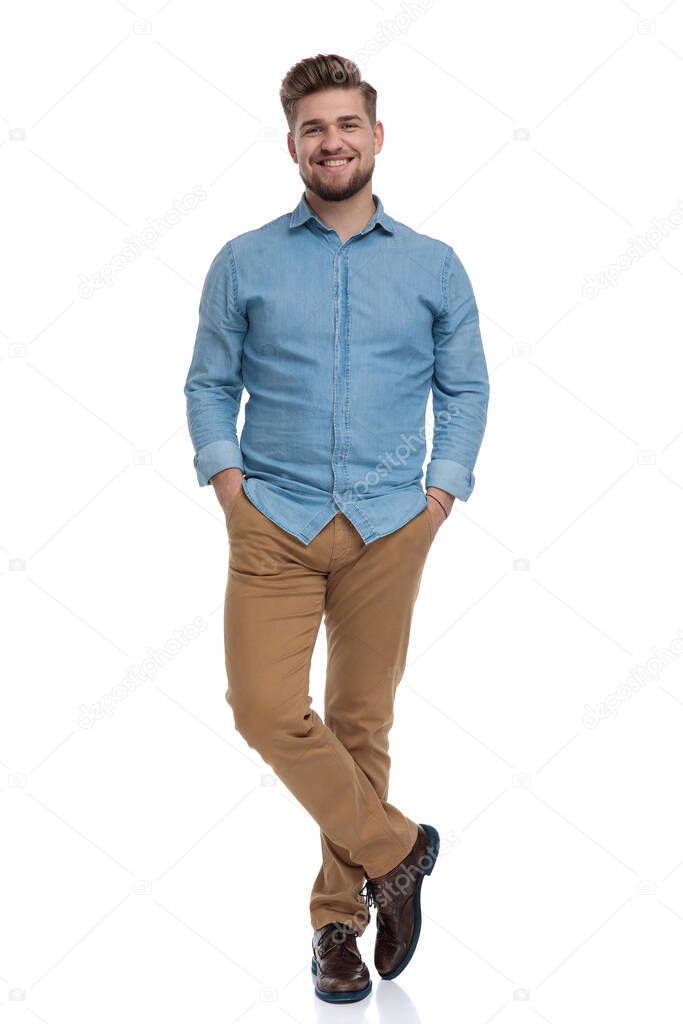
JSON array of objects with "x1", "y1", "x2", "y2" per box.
[{"x1": 223, "y1": 486, "x2": 435, "y2": 936}]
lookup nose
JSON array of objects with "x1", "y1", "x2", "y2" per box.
[{"x1": 319, "y1": 127, "x2": 346, "y2": 152}]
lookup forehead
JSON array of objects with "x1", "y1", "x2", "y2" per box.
[{"x1": 295, "y1": 88, "x2": 366, "y2": 127}]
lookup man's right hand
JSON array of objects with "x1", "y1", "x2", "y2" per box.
[{"x1": 210, "y1": 467, "x2": 245, "y2": 520}]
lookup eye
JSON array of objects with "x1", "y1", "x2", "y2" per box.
[{"x1": 305, "y1": 123, "x2": 359, "y2": 135}]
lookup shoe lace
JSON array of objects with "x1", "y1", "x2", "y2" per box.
[
  {"x1": 360, "y1": 878, "x2": 377, "y2": 910},
  {"x1": 319, "y1": 922, "x2": 360, "y2": 959}
]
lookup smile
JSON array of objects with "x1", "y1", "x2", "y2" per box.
[{"x1": 317, "y1": 157, "x2": 354, "y2": 171}]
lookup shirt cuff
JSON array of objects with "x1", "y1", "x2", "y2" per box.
[
  {"x1": 425, "y1": 458, "x2": 474, "y2": 501},
  {"x1": 194, "y1": 441, "x2": 244, "y2": 486}
]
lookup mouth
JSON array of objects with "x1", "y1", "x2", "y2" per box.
[{"x1": 316, "y1": 156, "x2": 355, "y2": 173}]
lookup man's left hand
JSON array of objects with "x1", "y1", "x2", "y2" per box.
[{"x1": 426, "y1": 487, "x2": 454, "y2": 537}]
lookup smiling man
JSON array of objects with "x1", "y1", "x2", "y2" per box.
[
  {"x1": 296, "y1": 108, "x2": 374, "y2": 210},
  {"x1": 184, "y1": 53, "x2": 489, "y2": 1003}
]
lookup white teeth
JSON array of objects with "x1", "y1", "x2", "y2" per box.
[{"x1": 319, "y1": 158, "x2": 351, "y2": 167}]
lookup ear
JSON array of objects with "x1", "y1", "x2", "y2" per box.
[{"x1": 373, "y1": 120, "x2": 384, "y2": 156}]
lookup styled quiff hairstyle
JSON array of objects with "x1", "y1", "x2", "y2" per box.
[{"x1": 280, "y1": 53, "x2": 377, "y2": 134}]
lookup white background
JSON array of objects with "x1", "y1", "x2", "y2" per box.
[{"x1": 2, "y1": 0, "x2": 683, "y2": 1020}]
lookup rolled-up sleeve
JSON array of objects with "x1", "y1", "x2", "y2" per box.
[
  {"x1": 425, "y1": 246, "x2": 489, "y2": 501},
  {"x1": 184, "y1": 241, "x2": 247, "y2": 486}
]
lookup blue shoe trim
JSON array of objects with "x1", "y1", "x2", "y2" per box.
[{"x1": 311, "y1": 954, "x2": 372, "y2": 1001}]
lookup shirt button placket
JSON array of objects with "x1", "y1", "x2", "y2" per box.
[{"x1": 331, "y1": 243, "x2": 345, "y2": 511}]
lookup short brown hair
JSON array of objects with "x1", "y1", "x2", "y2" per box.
[{"x1": 280, "y1": 53, "x2": 377, "y2": 134}]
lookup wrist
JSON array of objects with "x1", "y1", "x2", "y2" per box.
[
  {"x1": 426, "y1": 490, "x2": 451, "y2": 520},
  {"x1": 210, "y1": 467, "x2": 244, "y2": 487}
]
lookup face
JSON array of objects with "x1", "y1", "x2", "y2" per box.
[{"x1": 288, "y1": 88, "x2": 383, "y2": 202}]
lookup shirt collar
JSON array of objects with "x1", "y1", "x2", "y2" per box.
[{"x1": 289, "y1": 191, "x2": 394, "y2": 236}]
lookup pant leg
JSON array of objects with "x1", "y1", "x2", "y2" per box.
[
  {"x1": 309, "y1": 503, "x2": 434, "y2": 932},
  {"x1": 223, "y1": 491, "x2": 428, "y2": 934}
]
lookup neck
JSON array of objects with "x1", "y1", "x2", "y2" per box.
[{"x1": 304, "y1": 185, "x2": 376, "y2": 242}]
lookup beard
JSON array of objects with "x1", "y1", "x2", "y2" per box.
[{"x1": 299, "y1": 154, "x2": 375, "y2": 202}]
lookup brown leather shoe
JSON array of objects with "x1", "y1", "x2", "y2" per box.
[
  {"x1": 361, "y1": 822, "x2": 440, "y2": 980},
  {"x1": 311, "y1": 922, "x2": 372, "y2": 1002}
]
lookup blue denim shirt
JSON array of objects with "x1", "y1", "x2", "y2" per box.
[{"x1": 184, "y1": 191, "x2": 489, "y2": 545}]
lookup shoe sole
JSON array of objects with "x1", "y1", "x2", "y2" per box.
[
  {"x1": 377, "y1": 822, "x2": 440, "y2": 981},
  {"x1": 311, "y1": 957, "x2": 372, "y2": 1002}
]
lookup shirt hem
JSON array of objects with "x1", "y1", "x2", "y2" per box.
[{"x1": 241, "y1": 484, "x2": 428, "y2": 546}]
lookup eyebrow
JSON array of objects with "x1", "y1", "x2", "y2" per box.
[{"x1": 298, "y1": 114, "x2": 364, "y2": 130}]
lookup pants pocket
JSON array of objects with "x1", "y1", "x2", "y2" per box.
[
  {"x1": 424, "y1": 505, "x2": 435, "y2": 545},
  {"x1": 226, "y1": 486, "x2": 245, "y2": 528}
]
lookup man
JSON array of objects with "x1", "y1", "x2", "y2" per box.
[{"x1": 184, "y1": 53, "x2": 489, "y2": 1003}]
